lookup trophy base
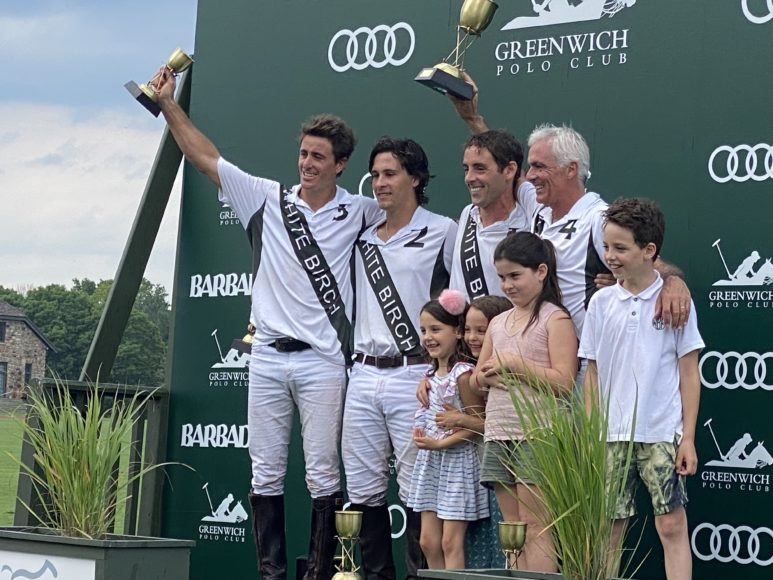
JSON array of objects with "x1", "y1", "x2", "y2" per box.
[
  {"x1": 124, "y1": 80, "x2": 161, "y2": 117},
  {"x1": 231, "y1": 338, "x2": 253, "y2": 355},
  {"x1": 414, "y1": 68, "x2": 474, "y2": 100}
]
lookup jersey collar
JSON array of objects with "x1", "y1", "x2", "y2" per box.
[
  {"x1": 539, "y1": 191, "x2": 603, "y2": 227},
  {"x1": 613, "y1": 272, "x2": 663, "y2": 301},
  {"x1": 287, "y1": 184, "x2": 353, "y2": 212}
]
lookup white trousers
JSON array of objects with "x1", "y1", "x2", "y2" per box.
[
  {"x1": 248, "y1": 344, "x2": 346, "y2": 498},
  {"x1": 342, "y1": 362, "x2": 430, "y2": 505}
]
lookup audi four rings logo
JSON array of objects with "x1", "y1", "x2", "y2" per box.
[
  {"x1": 700, "y1": 351, "x2": 773, "y2": 391},
  {"x1": 708, "y1": 143, "x2": 773, "y2": 183},
  {"x1": 328, "y1": 23, "x2": 415, "y2": 72},
  {"x1": 742, "y1": 0, "x2": 773, "y2": 24},
  {"x1": 692, "y1": 522, "x2": 773, "y2": 566}
]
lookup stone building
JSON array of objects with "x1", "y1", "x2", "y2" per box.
[{"x1": 0, "y1": 300, "x2": 56, "y2": 396}]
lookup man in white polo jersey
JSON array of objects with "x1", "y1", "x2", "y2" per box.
[
  {"x1": 343, "y1": 137, "x2": 456, "y2": 580},
  {"x1": 155, "y1": 68, "x2": 380, "y2": 580},
  {"x1": 450, "y1": 129, "x2": 537, "y2": 301}
]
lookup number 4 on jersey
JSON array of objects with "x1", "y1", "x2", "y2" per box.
[{"x1": 558, "y1": 219, "x2": 578, "y2": 240}]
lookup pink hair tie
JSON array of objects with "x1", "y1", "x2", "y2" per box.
[{"x1": 438, "y1": 289, "x2": 467, "y2": 316}]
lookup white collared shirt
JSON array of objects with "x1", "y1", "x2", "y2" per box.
[{"x1": 578, "y1": 274, "x2": 705, "y2": 443}]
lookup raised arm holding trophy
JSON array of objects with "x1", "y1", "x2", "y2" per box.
[{"x1": 415, "y1": 0, "x2": 498, "y2": 100}]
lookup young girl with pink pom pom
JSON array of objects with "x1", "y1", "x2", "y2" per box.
[{"x1": 406, "y1": 289, "x2": 489, "y2": 570}]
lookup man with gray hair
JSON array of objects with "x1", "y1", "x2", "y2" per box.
[{"x1": 449, "y1": 83, "x2": 691, "y2": 334}]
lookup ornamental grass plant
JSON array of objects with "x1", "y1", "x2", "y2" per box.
[
  {"x1": 10, "y1": 378, "x2": 167, "y2": 539},
  {"x1": 501, "y1": 374, "x2": 641, "y2": 580}
]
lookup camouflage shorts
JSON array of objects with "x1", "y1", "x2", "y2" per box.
[{"x1": 606, "y1": 439, "x2": 688, "y2": 519}]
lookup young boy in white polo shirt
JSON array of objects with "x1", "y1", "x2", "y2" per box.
[{"x1": 579, "y1": 198, "x2": 704, "y2": 580}]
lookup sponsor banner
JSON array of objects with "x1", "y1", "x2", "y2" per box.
[
  {"x1": 198, "y1": 482, "x2": 249, "y2": 544},
  {"x1": 742, "y1": 0, "x2": 773, "y2": 24},
  {"x1": 189, "y1": 273, "x2": 253, "y2": 298},
  {"x1": 700, "y1": 351, "x2": 773, "y2": 391},
  {"x1": 708, "y1": 143, "x2": 773, "y2": 183},
  {"x1": 700, "y1": 418, "x2": 772, "y2": 494},
  {"x1": 0, "y1": 551, "x2": 95, "y2": 579},
  {"x1": 328, "y1": 22, "x2": 415, "y2": 72},
  {"x1": 493, "y1": 0, "x2": 634, "y2": 79},
  {"x1": 692, "y1": 522, "x2": 773, "y2": 566},
  {"x1": 181, "y1": 424, "x2": 250, "y2": 448}
]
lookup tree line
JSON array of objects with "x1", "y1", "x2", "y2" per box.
[{"x1": 0, "y1": 279, "x2": 169, "y2": 387}]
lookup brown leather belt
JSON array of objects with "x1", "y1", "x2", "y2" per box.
[
  {"x1": 354, "y1": 353, "x2": 426, "y2": 369},
  {"x1": 269, "y1": 338, "x2": 312, "y2": 353}
]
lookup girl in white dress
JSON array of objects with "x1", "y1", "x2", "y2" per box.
[{"x1": 407, "y1": 289, "x2": 489, "y2": 569}]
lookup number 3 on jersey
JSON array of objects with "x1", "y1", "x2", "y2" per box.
[{"x1": 558, "y1": 219, "x2": 578, "y2": 240}]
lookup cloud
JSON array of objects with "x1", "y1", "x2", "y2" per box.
[
  {"x1": 0, "y1": 1, "x2": 198, "y2": 112},
  {"x1": 0, "y1": 102, "x2": 180, "y2": 291}
]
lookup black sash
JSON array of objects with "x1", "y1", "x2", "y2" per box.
[
  {"x1": 279, "y1": 187, "x2": 352, "y2": 358},
  {"x1": 357, "y1": 240, "x2": 422, "y2": 355},
  {"x1": 459, "y1": 210, "x2": 489, "y2": 299}
]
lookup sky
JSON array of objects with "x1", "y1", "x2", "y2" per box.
[{"x1": 0, "y1": 0, "x2": 198, "y2": 294}]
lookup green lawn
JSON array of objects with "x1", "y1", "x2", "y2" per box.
[{"x1": 0, "y1": 408, "x2": 25, "y2": 526}]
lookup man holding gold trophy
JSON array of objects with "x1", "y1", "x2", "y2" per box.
[{"x1": 147, "y1": 64, "x2": 382, "y2": 580}]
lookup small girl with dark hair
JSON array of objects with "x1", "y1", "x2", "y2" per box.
[
  {"x1": 407, "y1": 289, "x2": 489, "y2": 570},
  {"x1": 471, "y1": 231, "x2": 578, "y2": 573}
]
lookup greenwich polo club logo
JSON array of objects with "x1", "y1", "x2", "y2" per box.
[
  {"x1": 198, "y1": 482, "x2": 248, "y2": 544},
  {"x1": 691, "y1": 523, "x2": 773, "y2": 566},
  {"x1": 328, "y1": 22, "x2": 415, "y2": 72},
  {"x1": 494, "y1": 0, "x2": 635, "y2": 78},
  {"x1": 218, "y1": 202, "x2": 239, "y2": 227},
  {"x1": 701, "y1": 418, "x2": 772, "y2": 494},
  {"x1": 209, "y1": 329, "x2": 248, "y2": 388},
  {"x1": 708, "y1": 239, "x2": 773, "y2": 310},
  {"x1": 742, "y1": 0, "x2": 773, "y2": 24}
]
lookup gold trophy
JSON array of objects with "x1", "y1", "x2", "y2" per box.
[
  {"x1": 415, "y1": 0, "x2": 498, "y2": 100},
  {"x1": 232, "y1": 323, "x2": 256, "y2": 355},
  {"x1": 125, "y1": 48, "x2": 194, "y2": 117},
  {"x1": 498, "y1": 521, "x2": 527, "y2": 570},
  {"x1": 332, "y1": 510, "x2": 362, "y2": 580}
]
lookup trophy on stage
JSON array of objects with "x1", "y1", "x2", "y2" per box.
[
  {"x1": 499, "y1": 520, "x2": 527, "y2": 570},
  {"x1": 415, "y1": 0, "x2": 498, "y2": 100},
  {"x1": 332, "y1": 510, "x2": 362, "y2": 580},
  {"x1": 125, "y1": 48, "x2": 194, "y2": 117}
]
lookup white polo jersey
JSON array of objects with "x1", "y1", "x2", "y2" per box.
[
  {"x1": 354, "y1": 206, "x2": 457, "y2": 356},
  {"x1": 578, "y1": 275, "x2": 705, "y2": 443},
  {"x1": 217, "y1": 157, "x2": 382, "y2": 364},
  {"x1": 450, "y1": 181, "x2": 537, "y2": 300},
  {"x1": 531, "y1": 191, "x2": 609, "y2": 334}
]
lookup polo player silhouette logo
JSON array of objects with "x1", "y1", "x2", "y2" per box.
[
  {"x1": 704, "y1": 419, "x2": 773, "y2": 469},
  {"x1": 211, "y1": 329, "x2": 249, "y2": 369},
  {"x1": 502, "y1": 0, "x2": 637, "y2": 30},
  {"x1": 711, "y1": 239, "x2": 773, "y2": 286},
  {"x1": 201, "y1": 483, "x2": 249, "y2": 523}
]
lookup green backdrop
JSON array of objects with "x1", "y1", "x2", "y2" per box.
[{"x1": 161, "y1": 1, "x2": 773, "y2": 578}]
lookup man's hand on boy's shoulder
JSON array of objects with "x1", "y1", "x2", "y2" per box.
[
  {"x1": 655, "y1": 276, "x2": 692, "y2": 329},
  {"x1": 676, "y1": 439, "x2": 698, "y2": 476}
]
